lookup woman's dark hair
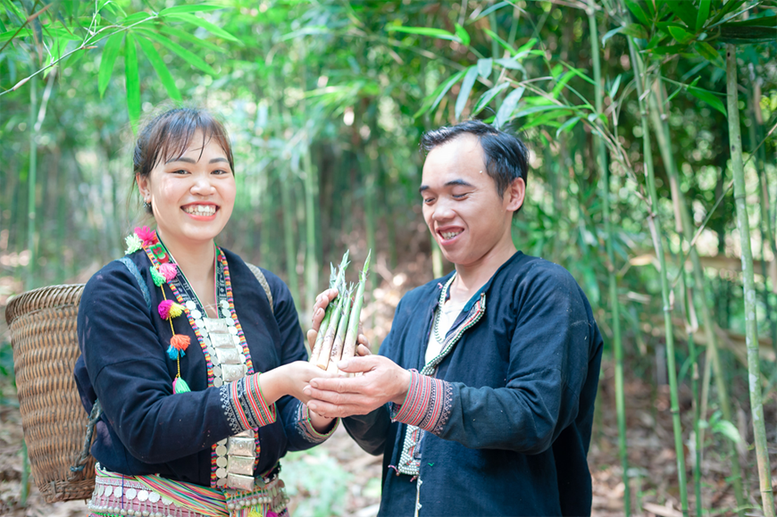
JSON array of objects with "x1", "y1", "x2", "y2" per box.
[
  {"x1": 420, "y1": 120, "x2": 529, "y2": 197},
  {"x1": 133, "y1": 108, "x2": 235, "y2": 213}
]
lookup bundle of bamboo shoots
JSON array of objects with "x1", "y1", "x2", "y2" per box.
[{"x1": 309, "y1": 250, "x2": 371, "y2": 374}]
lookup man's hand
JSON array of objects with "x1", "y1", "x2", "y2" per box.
[{"x1": 303, "y1": 354, "x2": 412, "y2": 418}]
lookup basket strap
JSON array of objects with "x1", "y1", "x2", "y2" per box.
[
  {"x1": 246, "y1": 263, "x2": 274, "y2": 315},
  {"x1": 68, "y1": 399, "x2": 102, "y2": 480},
  {"x1": 119, "y1": 256, "x2": 153, "y2": 316}
]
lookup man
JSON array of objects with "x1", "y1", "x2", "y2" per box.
[{"x1": 304, "y1": 120, "x2": 603, "y2": 516}]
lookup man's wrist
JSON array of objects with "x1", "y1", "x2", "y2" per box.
[{"x1": 391, "y1": 368, "x2": 413, "y2": 405}]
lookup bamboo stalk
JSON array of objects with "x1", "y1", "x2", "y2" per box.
[
  {"x1": 648, "y1": 78, "x2": 745, "y2": 514},
  {"x1": 280, "y1": 164, "x2": 300, "y2": 304},
  {"x1": 310, "y1": 252, "x2": 349, "y2": 365},
  {"x1": 588, "y1": 7, "x2": 629, "y2": 514},
  {"x1": 342, "y1": 251, "x2": 371, "y2": 362},
  {"x1": 726, "y1": 43, "x2": 775, "y2": 517},
  {"x1": 25, "y1": 74, "x2": 37, "y2": 291},
  {"x1": 302, "y1": 140, "x2": 320, "y2": 313},
  {"x1": 626, "y1": 38, "x2": 689, "y2": 517},
  {"x1": 327, "y1": 285, "x2": 353, "y2": 374}
]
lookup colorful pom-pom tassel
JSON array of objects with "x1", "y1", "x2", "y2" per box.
[
  {"x1": 124, "y1": 234, "x2": 142, "y2": 255},
  {"x1": 158, "y1": 300, "x2": 185, "y2": 319},
  {"x1": 173, "y1": 376, "x2": 191, "y2": 394},
  {"x1": 159, "y1": 263, "x2": 178, "y2": 282},
  {"x1": 135, "y1": 225, "x2": 155, "y2": 246},
  {"x1": 150, "y1": 266, "x2": 165, "y2": 286},
  {"x1": 158, "y1": 300, "x2": 173, "y2": 319},
  {"x1": 167, "y1": 345, "x2": 181, "y2": 360},
  {"x1": 170, "y1": 334, "x2": 190, "y2": 351}
]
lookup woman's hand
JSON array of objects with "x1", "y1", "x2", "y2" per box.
[{"x1": 306, "y1": 288, "x2": 339, "y2": 349}]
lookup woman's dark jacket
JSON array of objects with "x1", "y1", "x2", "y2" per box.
[{"x1": 74, "y1": 248, "x2": 325, "y2": 487}]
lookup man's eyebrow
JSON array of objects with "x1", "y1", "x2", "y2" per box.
[{"x1": 419, "y1": 178, "x2": 474, "y2": 193}]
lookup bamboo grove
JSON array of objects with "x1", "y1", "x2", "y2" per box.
[{"x1": 1, "y1": 1, "x2": 776, "y2": 515}]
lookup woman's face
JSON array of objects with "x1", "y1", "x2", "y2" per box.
[{"x1": 137, "y1": 131, "x2": 236, "y2": 249}]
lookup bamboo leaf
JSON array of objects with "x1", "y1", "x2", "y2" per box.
[
  {"x1": 494, "y1": 56, "x2": 526, "y2": 72},
  {"x1": 694, "y1": 41, "x2": 720, "y2": 62},
  {"x1": 139, "y1": 30, "x2": 217, "y2": 75},
  {"x1": 430, "y1": 69, "x2": 467, "y2": 114},
  {"x1": 609, "y1": 74, "x2": 622, "y2": 100},
  {"x1": 455, "y1": 66, "x2": 479, "y2": 121},
  {"x1": 124, "y1": 32, "x2": 141, "y2": 130},
  {"x1": 624, "y1": 0, "x2": 650, "y2": 26},
  {"x1": 454, "y1": 23, "x2": 470, "y2": 46},
  {"x1": 121, "y1": 12, "x2": 152, "y2": 25},
  {"x1": 477, "y1": 58, "x2": 493, "y2": 78},
  {"x1": 515, "y1": 38, "x2": 537, "y2": 55},
  {"x1": 711, "y1": 419, "x2": 742, "y2": 443},
  {"x1": 512, "y1": 103, "x2": 570, "y2": 119},
  {"x1": 687, "y1": 84, "x2": 726, "y2": 116},
  {"x1": 472, "y1": 1, "x2": 511, "y2": 21},
  {"x1": 709, "y1": 0, "x2": 746, "y2": 26},
  {"x1": 668, "y1": 25, "x2": 693, "y2": 44},
  {"x1": 621, "y1": 23, "x2": 649, "y2": 40},
  {"x1": 152, "y1": 26, "x2": 225, "y2": 53},
  {"x1": 483, "y1": 28, "x2": 516, "y2": 55},
  {"x1": 164, "y1": 12, "x2": 240, "y2": 42},
  {"x1": 136, "y1": 35, "x2": 181, "y2": 102},
  {"x1": 471, "y1": 81, "x2": 511, "y2": 116},
  {"x1": 98, "y1": 31, "x2": 124, "y2": 98},
  {"x1": 159, "y1": 4, "x2": 225, "y2": 15},
  {"x1": 666, "y1": 1, "x2": 697, "y2": 29},
  {"x1": 696, "y1": 0, "x2": 711, "y2": 32},
  {"x1": 494, "y1": 86, "x2": 525, "y2": 129},
  {"x1": 387, "y1": 26, "x2": 459, "y2": 43},
  {"x1": 555, "y1": 116, "x2": 580, "y2": 138},
  {"x1": 602, "y1": 26, "x2": 624, "y2": 46}
]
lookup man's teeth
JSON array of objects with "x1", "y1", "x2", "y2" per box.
[
  {"x1": 184, "y1": 205, "x2": 216, "y2": 216},
  {"x1": 441, "y1": 231, "x2": 461, "y2": 240}
]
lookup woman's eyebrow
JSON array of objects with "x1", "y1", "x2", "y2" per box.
[{"x1": 166, "y1": 156, "x2": 229, "y2": 164}]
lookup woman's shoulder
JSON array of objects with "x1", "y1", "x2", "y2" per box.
[{"x1": 82, "y1": 252, "x2": 151, "y2": 302}]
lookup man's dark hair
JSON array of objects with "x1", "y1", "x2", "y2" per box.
[{"x1": 420, "y1": 120, "x2": 529, "y2": 197}]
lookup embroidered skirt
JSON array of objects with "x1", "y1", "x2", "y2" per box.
[{"x1": 86, "y1": 464, "x2": 289, "y2": 517}]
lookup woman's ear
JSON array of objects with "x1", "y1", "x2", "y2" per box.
[
  {"x1": 136, "y1": 174, "x2": 150, "y2": 202},
  {"x1": 505, "y1": 177, "x2": 525, "y2": 213}
]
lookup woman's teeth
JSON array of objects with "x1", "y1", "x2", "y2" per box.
[
  {"x1": 184, "y1": 205, "x2": 216, "y2": 216},
  {"x1": 441, "y1": 231, "x2": 461, "y2": 240}
]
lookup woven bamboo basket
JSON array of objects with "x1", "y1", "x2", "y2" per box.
[{"x1": 5, "y1": 284, "x2": 96, "y2": 503}]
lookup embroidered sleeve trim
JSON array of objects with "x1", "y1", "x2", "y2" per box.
[
  {"x1": 295, "y1": 403, "x2": 339, "y2": 443},
  {"x1": 222, "y1": 375, "x2": 277, "y2": 432},
  {"x1": 390, "y1": 371, "x2": 452, "y2": 434}
]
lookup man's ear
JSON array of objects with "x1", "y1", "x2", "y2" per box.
[{"x1": 505, "y1": 177, "x2": 525, "y2": 213}]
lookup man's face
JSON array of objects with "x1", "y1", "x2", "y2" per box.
[{"x1": 420, "y1": 134, "x2": 524, "y2": 269}]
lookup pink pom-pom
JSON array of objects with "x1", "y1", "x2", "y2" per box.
[
  {"x1": 134, "y1": 225, "x2": 156, "y2": 246},
  {"x1": 159, "y1": 263, "x2": 178, "y2": 282},
  {"x1": 265, "y1": 512, "x2": 278, "y2": 517},
  {"x1": 158, "y1": 300, "x2": 174, "y2": 319}
]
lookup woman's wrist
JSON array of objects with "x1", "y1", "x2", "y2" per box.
[{"x1": 308, "y1": 408, "x2": 336, "y2": 433}]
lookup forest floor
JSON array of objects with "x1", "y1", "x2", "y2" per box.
[{"x1": 1, "y1": 252, "x2": 775, "y2": 517}]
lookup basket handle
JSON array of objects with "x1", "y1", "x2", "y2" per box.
[{"x1": 68, "y1": 399, "x2": 102, "y2": 481}]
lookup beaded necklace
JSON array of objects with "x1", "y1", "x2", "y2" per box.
[
  {"x1": 432, "y1": 274, "x2": 457, "y2": 343},
  {"x1": 126, "y1": 226, "x2": 260, "y2": 490}
]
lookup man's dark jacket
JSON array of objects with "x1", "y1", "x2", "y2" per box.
[{"x1": 344, "y1": 251, "x2": 604, "y2": 516}]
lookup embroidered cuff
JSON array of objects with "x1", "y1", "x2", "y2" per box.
[
  {"x1": 296, "y1": 403, "x2": 339, "y2": 443},
  {"x1": 221, "y1": 375, "x2": 277, "y2": 434},
  {"x1": 390, "y1": 371, "x2": 452, "y2": 434}
]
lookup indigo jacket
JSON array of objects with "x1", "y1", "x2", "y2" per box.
[
  {"x1": 74, "y1": 248, "x2": 329, "y2": 487},
  {"x1": 344, "y1": 251, "x2": 604, "y2": 517}
]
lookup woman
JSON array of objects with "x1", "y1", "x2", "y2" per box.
[{"x1": 74, "y1": 107, "x2": 335, "y2": 517}]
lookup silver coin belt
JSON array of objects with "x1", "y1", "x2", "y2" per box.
[
  {"x1": 86, "y1": 467, "x2": 288, "y2": 517},
  {"x1": 187, "y1": 299, "x2": 256, "y2": 491},
  {"x1": 87, "y1": 473, "x2": 195, "y2": 517}
]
